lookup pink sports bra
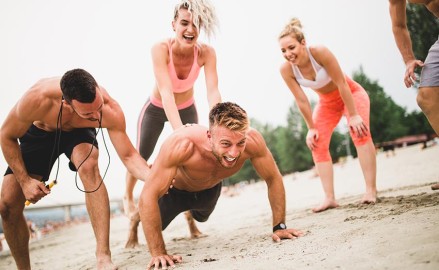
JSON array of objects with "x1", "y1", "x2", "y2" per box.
[
  {"x1": 167, "y1": 39, "x2": 202, "y2": 93},
  {"x1": 291, "y1": 47, "x2": 332, "y2": 89}
]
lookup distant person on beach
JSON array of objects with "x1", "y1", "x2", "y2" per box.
[
  {"x1": 27, "y1": 220, "x2": 37, "y2": 240},
  {"x1": 0, "y1": 68, "x2": 151, "y2": 270},
  {"x1": 380, "y1": 142, "x2": 396, "y2": 158},
  {"x1": 278, "y1": 18, "x2": 377, "y2": 212},
  {"x1": 133, "y1": 102, "x2": 304, "y2": 269},
  {"x1": 388, "y1": 0, "x2": 439, "y2": 190},
  {"x1": 123, "y1": 0, "x2": 222, "y2": 235}
]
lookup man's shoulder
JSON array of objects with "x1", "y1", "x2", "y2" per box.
[
  {"x1": 159, "y1": 130, "x2": 198, "y2": 165},
  {"x1": 27, "y1": 76, "x2": 59, "y2": 92},
  {"x1": 167, "y1": 124, "x2": 206, "y2": 150},
  {"x1": 20, "y1": 78, "x2": 60, "y2": 106},
  {"x1": 174, "y1": 124, "x2": 207, "y2": 136},
  {"x1": 244, "y1": 128, "x2": 267, "y2": 156},
  {"x1": 168, "y1": 125, "x2": 203, "y2": 145},
  {"x1": 247, "y1": 127, "x2": 263, "y2": 139}
]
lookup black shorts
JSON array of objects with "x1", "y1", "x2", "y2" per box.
[
  {"x1": 137, "y1": 99, "x2": 198, "y2": 161},
  {"x1": 159, "y1": 182, "x2": 222, "y2": 230},
  {"x1": 4, "y1": 124, "x2": 98, "y2": 182}
]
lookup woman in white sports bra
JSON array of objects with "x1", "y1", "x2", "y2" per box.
[{"x1": 278, "y1": 18, "x2": 377, "y2": 213}]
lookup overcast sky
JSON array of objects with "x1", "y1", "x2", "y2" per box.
[{"x1": 0, "y1": 0, "x2": 420, "y2": 204}]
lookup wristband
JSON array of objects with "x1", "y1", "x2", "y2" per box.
[{"x1": 273, "y1": 222, "x2": 287, "y2": 232}]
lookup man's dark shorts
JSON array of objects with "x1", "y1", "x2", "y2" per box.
[
  {"x1": 159, "y1": 182, "x2": 222, "y2": 230},
  {"x1": 4, "y1": 124, "x2": 98, "y2": 182}
]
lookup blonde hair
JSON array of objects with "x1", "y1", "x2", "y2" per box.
[
  {"x1": 278, "y1": 17, "x2": 305, "y2": 42},
  {"x1": 209, "y1": 102, "x2": 249, "y2": 132},
  {"x1": 173, "y1": 0, "x2": 219, "y2": 39}
]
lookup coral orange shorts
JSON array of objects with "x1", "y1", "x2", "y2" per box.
[{"x1": 311, "y1": 76, "x2": 372, "y2": 163}]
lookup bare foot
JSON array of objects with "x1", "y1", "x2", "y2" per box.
[
  {"x1": 191, "y1": 230, "x2": 207, "y2": 239},
  {"x1": 431, "y1": 183, "x2": 439, "y2": 190},
  {"x1": 361, "y1": 192, "x2": 378, "y2": 204},
  {"x1": 97, "y1": 255, "x2": 118, "y2": 270},
  {"x1": 184, "y1": 211, "x2": 206, "y2": 238},
  {"x1": 125, "y1": 216, "x2": 141, "y2": 249},
  {"x1": 312, "y1": 199, "x2": 339, "y2": 213},
  {"x1": 123, "y1": 195, "x2": 139, "y2": 221}
]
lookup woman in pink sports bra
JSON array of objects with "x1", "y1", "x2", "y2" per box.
[
  {"x1": 278, "y1": 18, "x2": 377, "y2": 213},
  {"x1": 124, "y1": 0, "x2": 222, "y2": 246}
]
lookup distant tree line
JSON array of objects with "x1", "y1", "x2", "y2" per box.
[
  {"x1": 225, "y1": 67, "x2": 434, "y2": 185},
  {"x1": 224, "y1": 4, "x2": 437, "y2": 185}
]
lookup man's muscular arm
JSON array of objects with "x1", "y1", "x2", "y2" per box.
[
  {"x1": 138, "y1": 133, "x2": 194, "y2": 268},
  {"x1": 102, "y1": 94, "x2": 151, "y2": 181},
  {"x1": 389, "y1": 0, "x2": 424, "y2": 87},
  {"x1": 247, "y1": 129, "x2": 304, "y2": 241},
  {"x1": 1, "y1": 88, "x2": 51, "y2": 202}
]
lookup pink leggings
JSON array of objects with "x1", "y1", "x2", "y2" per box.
[{"x1": 312, "y1": 77, "x2": 372, "y2": 163}]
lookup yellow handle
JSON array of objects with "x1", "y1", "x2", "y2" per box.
[{"x1": 25, "y1": 180, "x2": 57, "y2": 206}]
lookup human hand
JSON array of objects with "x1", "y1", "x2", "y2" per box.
[
  {"x1": 404, "y1": 59, "x2": 424, "y2": 88},
  {"x1": 272, "y1": 228, "x2": 305, "y2": 242},
  {"x1": 147, "y1": 254, "x2": 182, "y2": 270},
  {"x1": 349, "y1": 115, "x2": 368, "y2": 138},
  {"x1": 306, "y1": 128, "x2": 319, "y2": 150},
  {"x1": 21, "y1": 178, "x2": 50, "y2": 205}
]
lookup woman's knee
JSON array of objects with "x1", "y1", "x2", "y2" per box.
[{"x1": 312, "y1": 150, "x2": 332, "y2": 163}]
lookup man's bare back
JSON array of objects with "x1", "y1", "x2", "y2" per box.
[{"x1": 22, "y1": 77, "x2": 120, "y2": 133}]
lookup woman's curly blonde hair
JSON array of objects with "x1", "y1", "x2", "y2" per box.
[{"x1": 173, "y1": 0, "x2": 219, "y2": 38}]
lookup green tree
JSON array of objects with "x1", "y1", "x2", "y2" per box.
[
  {"x1": 404, "y1": 110, "x2": 435, "y2": 136},
  {"x1": 353, "y1": 67, "x2": 408, "y2": 143},
  {"x1": 407, "y1": 4, "x2": 439, "y2": 62},
  {"x1": 276, "y1": 103, "x2": 313, "y2": 173},
  {"x1": 330, "y1": 129, "x2": 353, "y2": 160}
]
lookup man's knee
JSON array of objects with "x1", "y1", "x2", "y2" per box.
[
  {"x1": 190, "y1": 210, "x2": 210, "y2": 222},
  {"x1": 0, "y1": 198, "x2": 23, "y2": 220},
  {"x1": 417, "y1": 87, "x2": 439, "y2": 114},
  {"x1": 75, "y1": 156, "x2": 100, "y2": 183},
  {"x1": 0, "y1": 178, "x2": 24, "y2": 220}
]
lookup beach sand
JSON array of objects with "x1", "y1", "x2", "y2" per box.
[{"x1": 0, "y1": 143, "x2": 438, "y2": 269}]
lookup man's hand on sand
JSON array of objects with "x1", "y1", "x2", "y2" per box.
[
  {"x1": 272, "y1": 228, "x2": 305, "y2": 242},
  {"x1": 147, "y1": 254, "x2": 182, "y2": 270}
]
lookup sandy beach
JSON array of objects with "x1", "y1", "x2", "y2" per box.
[{"x1": 0, "y1": 143, "x2": 438, "y2": 270}]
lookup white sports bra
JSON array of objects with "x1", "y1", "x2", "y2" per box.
[{"x1": 291, "y1": 47, "x2": 332, "y2": 89}]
